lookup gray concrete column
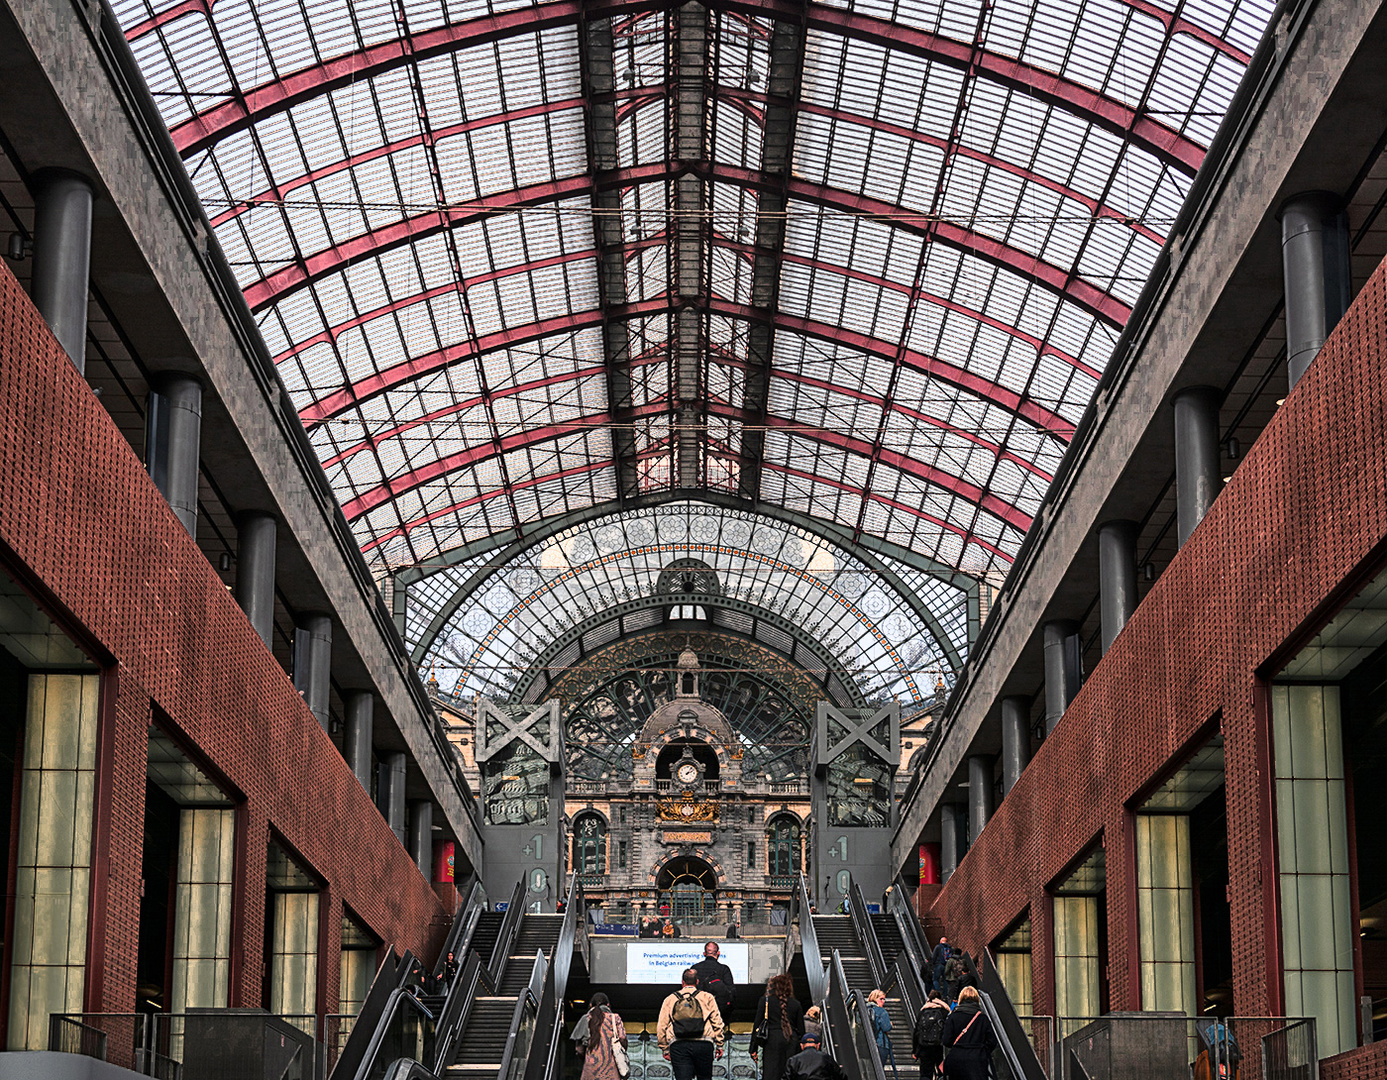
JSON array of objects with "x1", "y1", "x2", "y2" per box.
[
  {"x1": 408, "y1": 800, "x2": 433, "y2": 876},
  {"x1": 1098, "y1": 520, "x2": 1139, "y2": 654},
  {"x1": 1043, "y1": 619, "x2": 1082, "y2": 734},
  {"x1": 380, "y1": 752, "x2": 407, "y2": 844},
  {"x1": 292, "y1": 614, "x2": 331, "y2": 728},
  {"x1": 940, "y1": 803, "x2": 963, "y2": 882},
  {"x1": 31, "y1": 170, "x2": 94, "y2": 370},
  {"x1": 968, "y1": 755, "x2": 994, "y2": 844},
  {"x1": 1173, "y1": 387, "x2": 1221, "y2": 548},
  {"x1": 234, "y1": 512, "x2": 276, "y2": 648},
  {"x1": 1281, "y1": 192, "x2": 1350, "y2": 389},
  {"x1": 146, "y1": 374, "x2": 203, "y2": 538},
  {"x1": 1000, "y1": 695, "x2": 1031, "y2": 796},
  {"x1": 343, "y1": 692, "x2": 374, "y2": 791}
]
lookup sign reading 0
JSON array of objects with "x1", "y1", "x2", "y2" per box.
[{"x1": 626, "y1": 942, "x2": 750, "y2": 984}]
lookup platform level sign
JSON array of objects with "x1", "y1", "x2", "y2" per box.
[{"x1": 626, "y1": 942, "x2": 750, "y2": 984}]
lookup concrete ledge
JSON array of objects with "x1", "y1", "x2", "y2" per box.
[{"x1": 0, "y1": 1051, "x2": 150, "y2": 1079}]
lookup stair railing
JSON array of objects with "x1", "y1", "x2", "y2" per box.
[
  {"x1": 847, "y1": 878, "x2": 889, "y2": 989},
  {"x1": 797, "y1": 874, "x2": 827, "y2": 1004},
  {"x1": 495, "y1": 951, "x2": 548, "y2": 1080}
]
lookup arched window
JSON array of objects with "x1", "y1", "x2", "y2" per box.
[
  {"x1": 573, "y1": 813, "x2": 607, "y2": 875},
  {"x1": 767, "y1": 816, "x2": 801, "y2": 876}
]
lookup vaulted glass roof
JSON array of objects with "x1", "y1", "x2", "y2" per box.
[{"x1": 112, "y1": 0, "x2": 1276, "y2": 701}]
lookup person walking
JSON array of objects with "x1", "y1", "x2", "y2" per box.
[
  {"x1": 784, "y1": 1032, "x2": 845, "y2": 1080},
  {"x1": 749, "y1": 972, "x2": 805, "y2": 1080},
  {"x1": 941, "y1": 986, "x2": 994, "y2": 1080},
  {"x1": 692, "y1": 941, "x2": 736, "y2": 1022},
  {"x1": 943, "y1": 952, "x2": 968, "y2": 1002},
  {"x1": 930, "y1": 937, "x2": 951, "y2": 995},
  {"x1": 912, "y1": 990, "x2": 951, "y2": 1078},
  {"x1": 803, "y1": 1006, "x2": 822, "y2": 1040},
  {"x1": 866, "y1": 989, "x2": 899, "y2": 1080},
  {"x1": 658, "y1": 967, "x2": 726, "y2": 1080},
  {"x1": 572, "y1": 993, "x2": 630, "y2": 1080}
]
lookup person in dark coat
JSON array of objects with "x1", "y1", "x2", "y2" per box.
[
  {"x1": 691, "y1": 942, "x2": 736, "y2": 1022},
  {"x1": 941, "y1": 987, "x2": 994, "y2": 1080},
  {"x1": 749, "y1": 972, "x2": 805, "y2": 1080},
  {"x1": 784, "y1": 1032, "x2": 845, "y2": 1080},
  {"x1": 930, "y1": 937, "x2": 951, "y2": 995}
]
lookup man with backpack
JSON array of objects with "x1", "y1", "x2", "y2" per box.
[
  {"x1": 691, "y1": 941, "x2": 736, "y2": 1022},
  {"x1": 658, "y1": 967, "x2": 726, "y2": 1080},
  {"x1": 912, "y1": 990, "x2": 951, "y2": 1077}
]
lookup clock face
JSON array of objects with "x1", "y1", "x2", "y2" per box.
[{"x1": 677, "y1": 762, "x2": 699, "y2": 784}]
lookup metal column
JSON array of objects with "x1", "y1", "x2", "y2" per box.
[
  {"x1": 1280, "y1": 192, "x2": 1350, "y2": 389},
  {"x1": 380, "y1": 752, "x2": 407, "y2": 844},
  {"x1": 1173, "y1": 387, "x2": 1221, "y2": 548},
  {"x1": 234, "y1": 512, "x2": 276, "y2": 648},
  {"x1": 968, "y1": 756, "x2": 994, "y2": 844},
  {"x1": 1098, "y1": 520, "x2": 1139, "y2": 654},
  {"x1": 1000, "y1": 696, "x2": 1031, "y2": 796},
  {"x1": 343, "y1": 692, "x2": 374, "y2": 792},
  {"x1": 1043, "y1": 620, "x2": 1082, "y2": 734},
  {"x1": 940, "y1": 803, "x2": 966, "y2": 882},
  {"x1": 31, "y1": 170, "x2": 93, "y2": 370},
  {"x1": 146, "y1": 374, "x2": 203, "y2": 538},
  {"x1": 292, "y1": 614, "x2": 331, "y2": 729},
  {"x1": 409, "y1": 801, "x2": 433, "y2": 876}
]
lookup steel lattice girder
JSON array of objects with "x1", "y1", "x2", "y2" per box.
[{"x1": 162, "y1": 0, "x2": 1207, "y2": 175}]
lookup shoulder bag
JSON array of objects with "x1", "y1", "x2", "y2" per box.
[{"x1": 609, "y1": 1013, "x2": 630, "y2": 1079}]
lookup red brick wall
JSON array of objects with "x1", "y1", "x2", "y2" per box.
[
  {"x1": 1321, "y1": 1041, "x2": 1387, "y2": 1080},
  {"x1": 0, "y1": 265, "x2": 448, "y2": 1016},
  {"x1": 929, "y1": 251, "x2": 1387, "y2": 1030}
]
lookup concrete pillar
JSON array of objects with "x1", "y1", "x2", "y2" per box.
[
  {"x1": 940, "y1": 803, "x2": 966, "y2": 882},
  {"x1": 1280, "y1": 192, "x2": 1350, "y2": 389},
  {"x1": 1043, "y1": 620, "x2": 1082, "y2": 735},
  {"x1": 344, "y1": 692, "x2": 374, "y2": 791},
  {"x1": 1000, "y1": 696, "x2": 1031, "y2": 795},
  {"x1": 31, "y1": 170, "x2": 94, "y2": 370},
  {"x1": 292, "y1": 613, "x2": 331, "y2": 728},
  {"x1": 1173, "y1": 387, "x2": 1221, "y2": 548},
  {"x1": 409, "y1": 801, "x2": 433, "y2": 876},
  {"x1": 234, "y1": 512, "x2": 276, "y2": 648},
  {"x1": 1098, "y1": 520, "x2": 1139, "y2": 654},
  {"x1": 968, "y1": 755, "x2": 994, "y2": 844},
  {"x1": 381, "y1": 752, "x2": 407, "y2": 844},
  {"x1": 146, "y1": 374, "x2": 203, "y2": 538}
]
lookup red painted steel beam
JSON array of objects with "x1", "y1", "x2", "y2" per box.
[
  {"x1": 166, "y1": 0, "x2": 1210, "y2": 175},
  {"x1": 245, "y1": 160, "x2": 1128, "y2": 328},
  {"x1": 1118, "y1": 0, "x2": 1251, "y2": 64},
  {"x1": 125, "y1": 0, "x2": 215, "y2": 42}
]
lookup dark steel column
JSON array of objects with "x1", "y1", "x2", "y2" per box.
[
  {"x1": 31, "y1": 170, "x2": 94, "y2": 370},
  {"x1": 1173, "y1": 387, "x2": 1221, "y2": 548},
  {"x1": 1280, "y1": 192, "x2": 1350, "y2": 389},
  {"x1": 292, "y1": 614, "x2": 331, "y2": 729},
  {"x1": 968, "y1": 756, "x2": 994, "y2": 844},
  {"x1": 940, "y1": 803, "x2": 965, "y2": 882},
  {"x1": 1000, "y1": 695, "x2": 1031, "y2": 795},
  {"x1": 409, "y1": 801, "x2": 433, "y2": 876},
  {"x1": 1098, "y1": 520, "x2": 1139, "y2": 654},
  {"x1": 146, "y1": 374, "x2": 203, "y2": 538},
  {"x1": 1043, "y1": 620, "x2": 1082, "y2": 734},
  {"x1": 343, "y1": 692, "x2": 374, "y2": 792},
  {"x1": 381, "y1": 752, "x2": 407, "y2": 844},
  {"x1": 234, "y1": 512, "x2": 276, "y2": 648}
]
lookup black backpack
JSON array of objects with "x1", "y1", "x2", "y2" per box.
[
  {"x1": 698, "y1": 967, "x2": 733, "y2": 1016},
  {"x1": 914, "y1": 1007, "x2": 946, "y2": 1050}
]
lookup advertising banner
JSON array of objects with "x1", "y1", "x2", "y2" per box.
[{"x1": 625, "y1": 942, "x2": 750, "y2": 984}]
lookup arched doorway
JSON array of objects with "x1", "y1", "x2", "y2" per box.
[{"x1": 656, "y1": 855, "x2": 717, "y2": 924}]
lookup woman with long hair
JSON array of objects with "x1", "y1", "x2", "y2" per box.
[
  {"x1": 941, "y1": 986, "x2": 994, "y2": 1079},
  {"x1": 749, "y1": 972, "x2": 805, "y2": 1080},
  {"x1": 573, "y1": 992, "x2": 629, "y2": 1080}
]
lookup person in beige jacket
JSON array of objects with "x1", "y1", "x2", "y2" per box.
[{"x1": 657, "y1": 968, "x2": 726, "y2": 1080}]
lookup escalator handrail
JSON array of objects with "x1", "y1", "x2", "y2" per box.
[
  {"x1": 892, "y1": 954, "x2": 925, "y2": 1021},
  {"x1": 432, "y1": 948, "x2": 484, "y2": 1073},
  {"x1": 848, "y1": 988, "x2": 889, "y2": 1080},
  {"x1": 887, "y1": 875, "x2": 932, "y2": 984},
  {"x1": 797, "y1": 874, "x2": 827, "y2": 1004},
  {"x1": 847, "y1": 878, "x2": 889, "y2": 990},
  {"x1": 526, "y1": 872, "x2": 584, "y2": 1080},
  {"x1": 971, "y1": 950, "x2": 1047, "y2": 1080},
  {"x1": 489, "y1": 880, "x2": 527, "y2": 981},
  {"x1": 825, "y1": 951, "x2": 869, "y2": 1080},
  {"x1": 495, "y1": 951, "x2": 548, "y2": 1080},
  {"x1": 330, "y1": 948, "x2": 409, "y2": 1080},
  {"x1": 432, "y1": 879, "x2": 485, "y2": 984},
  {"x1": 349, "y1": 986, "x2": 438, "y2": 1080}
]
